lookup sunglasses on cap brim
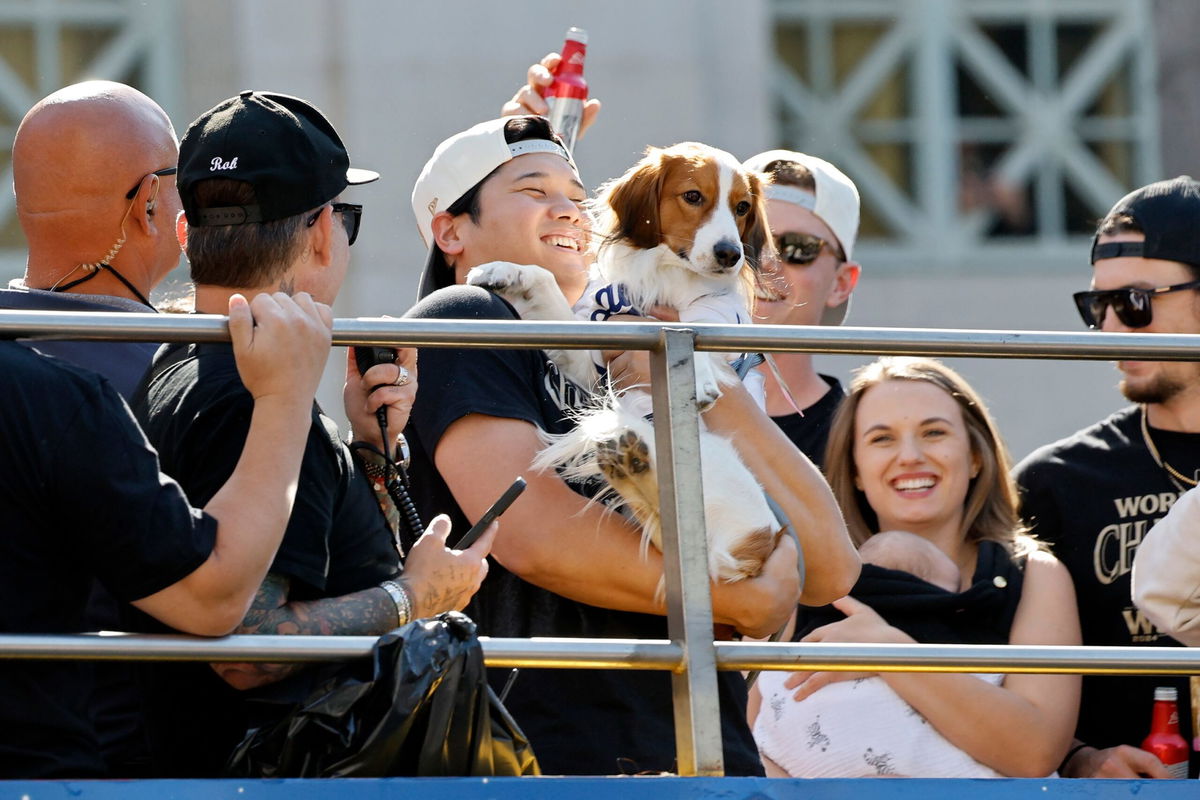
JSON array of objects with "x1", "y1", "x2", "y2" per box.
[
  {"x1": 1073, "y1": 279, "x2": 1200, "y2": 329},
  {"x1": 774, "y1": 232, "x2": 841, "y2": 265}
]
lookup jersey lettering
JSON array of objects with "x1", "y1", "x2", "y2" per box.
[
  {"x1": 1093, "y1": 518, "x2": 1153, "y2": 585},
  {"x1": 543, "y1": 357, "x2": 588, "y2": 414},
  {"x1": 588, "y1": 282, "x2": 637, "y2": 322},
  {"x1": 1113, "y1": 491, "x2": 1179, "y2": 519},
  {"x1": 1121, "y1": 606, "x2": 1163, "y2": 642}
]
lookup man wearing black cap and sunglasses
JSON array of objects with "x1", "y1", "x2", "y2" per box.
[
  {"x1": 128, "y1": 91, "x2": 494, "y2": 777},
  {"x1": 1015, "y1": 176, "x2": 1200, "y2": 779}
]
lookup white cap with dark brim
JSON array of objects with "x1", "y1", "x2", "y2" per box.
[
  {"x1": 743, "y1": 150, "x2": 861, "y2": 325},
  {"x1": 411, "y1": 117, "x2": 575, "y2": 300}
]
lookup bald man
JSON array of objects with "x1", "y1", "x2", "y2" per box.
[
  {"x1": 0, "y1": 81, "x2": 183, "y2": 775},
  {"x1": 0, "y1": 80, "x2": 182, "y2": 397}
]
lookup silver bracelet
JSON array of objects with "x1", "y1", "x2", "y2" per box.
[{"x1": 379, "y1": 579, "x2": 412, "y2": 628}]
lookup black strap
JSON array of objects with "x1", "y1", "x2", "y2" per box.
[
  {"x1": 48, "y1": 263, "x2": 154, "y2": 309},
  {"x1": 1090, "y1": 240, "x2": 1144, "y2": 264}
]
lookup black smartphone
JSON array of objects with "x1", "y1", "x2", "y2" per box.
[{"x1": 455, "y1": 477, "x2": 526, "y2": 548}]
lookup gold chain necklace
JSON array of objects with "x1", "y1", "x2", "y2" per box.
[{"x1": 1140, "y1": 404, "x2": 1199, "y2": 489}]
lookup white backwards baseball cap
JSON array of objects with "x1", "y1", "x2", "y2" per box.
[
  {"x1": 411, "y1": 116, "x2": 575, "y2": 299},
  {"x1": 742, "y1": 150, "x2": 861, "y2": 325}
]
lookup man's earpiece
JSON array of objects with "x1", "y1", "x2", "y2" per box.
[{"x1": 145, "y1": 175, "x2": 160, "y2": 216}]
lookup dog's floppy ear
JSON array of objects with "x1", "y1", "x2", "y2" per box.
[
  {"x1": 600, "y1": 147, "x2": 665, "y2": 249},
  {"x1": 740, "y1": 169, "x2": 774, "y2": 270}
]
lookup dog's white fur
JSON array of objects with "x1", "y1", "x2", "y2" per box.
[
  {"x1": 532, "y1": 391, "x2": 780, "y2": 587},
  {"x1": 466, "y1": 142, "x2": 778, "y2": 583}
]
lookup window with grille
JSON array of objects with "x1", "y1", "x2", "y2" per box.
[{"x1": 771, "y1": 0, "x2": 1160, "y2": 272}]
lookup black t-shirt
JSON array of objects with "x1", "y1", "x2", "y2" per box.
[
  {"x1": 405, "y1": 286, "x2": 763, "y2": 776},
  {"x1": 770, "y1": 374, "x2": 844, "y2": 469},
  {"x1": 0, "y1": 341, "x2": 216, "y2": 778},
  {"x1": 0, "y1": 286, "x2": 161, "y2": 774},
  {"x1": 131, "y1": 341, "x2": 400, "y2": 777},
  {"x1": 0, "y1": 287, "x2": 158, "y2": 400},
  {"x1": 1015, "y1": 406, "x2": 1197, "y2": 764}
]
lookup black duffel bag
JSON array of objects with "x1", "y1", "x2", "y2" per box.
[{"x1": 225, "y1": 611, "x2": 540, "y2": 777}]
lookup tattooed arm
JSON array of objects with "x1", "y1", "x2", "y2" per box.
[
  {"x1": 211, "y1": 573, "x2": 398, "y2": 689},
  {"x1": 213, "y1": 515, "x2": 495, "y2": 691}
]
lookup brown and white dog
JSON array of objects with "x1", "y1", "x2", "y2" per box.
[{"x1": 468, "y1": 142, "x2": 781, "y2": 584}]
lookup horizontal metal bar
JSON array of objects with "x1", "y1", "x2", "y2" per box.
[
  {"x1": 719, "y1": 641, "x2": 1200, "y2": 676},
  {"x1": 4, "y1": 310, "x2": 1200, "y2": 361},
  {"x1": 0, "y1": 633, "x2": 684, "y2": 670},
  {"x1": 4, "y1": 634, "x2": 1199, "y2": 676}
]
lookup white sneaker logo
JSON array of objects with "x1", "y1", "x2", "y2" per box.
[{"x1": 210, "y1": 156, "x2": 239, "y2": 171}]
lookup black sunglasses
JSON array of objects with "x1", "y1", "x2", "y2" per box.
[
  {"x1": 306, "y1": 202, "x2": 363, "y2": 246},
  {"x1": 1073, "y1": 280, "x2": 1200, "y2": 329},
  {"x1": 774, "y1": 232, "x2": 840, "y2": 265},
  {"x1": 125, "y1": 166, "x2": 177, "y2": 200}
]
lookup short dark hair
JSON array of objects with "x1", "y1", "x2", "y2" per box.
[
  {"x1": 758, "y1": 158, "x2": 846, "y2": 261},
  {"x1": 445, "y1": 116, "x2": 560, "y2": 224},
  {"x1": 186, "y1": 179, "x2": 309, "y2": 288},
  {"x1": 760, "y1": 158, "x2": 816, "y2": 193},
  {"x1": 1095, "y1": 212, "x2": 1141, "y2": 238}
]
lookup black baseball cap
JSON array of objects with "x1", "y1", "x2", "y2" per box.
[
  {"x1": 1091, "y1": 176, "x2": 1200, "y2": 267},
  {"x1": 178, "y1": 90, "x2": 379, "y2": 226}
]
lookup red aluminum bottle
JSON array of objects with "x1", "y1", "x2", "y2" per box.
[
  {"x1": 545, "y1": 27, "x2": 588, "y2": 153},
  {"x1": 1142, "y1": 686, "x2": 1190, "y2": 779}
]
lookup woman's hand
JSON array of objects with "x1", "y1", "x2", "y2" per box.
[
  {"x1": 784, "y1": 670, "x2": 877, "y2": 701},
  {"x1": 783, "y1": 597, "x2": 912, "y2": 700},
  {"x1": 802, "y1": 596, "x2": 911, "y2": 644},
  {"x1": 401, "y1": 514, "x2": 496, "y2": 618},
  {"x1": 344, "y1": 345, "x2": 418, "y2": 452}
]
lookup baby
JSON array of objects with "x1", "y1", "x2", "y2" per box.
[{"x1": 753, "y1": 531, "x2": 1007, "y2": 778}]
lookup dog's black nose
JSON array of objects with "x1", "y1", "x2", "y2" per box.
[{"x1": 713, "y1": 239, "x2": 742, "y2": 270}]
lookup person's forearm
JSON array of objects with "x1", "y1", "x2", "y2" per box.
[
  {"x1": 439, "y1": 414, "x2": 793, "y2": 629},
  {"x1": 486, "y1": 472, "x2": 681, "y2": 613},
  {"x1": 213, "y1": 574, "x2": 397, "y2": 689},
  {"x1": 704, "y1": 382, "x2": 859, "y2": 604},
  {"x1": 186, "y1": 395, "x2": 316, "y2": 627},
  {"x1": 881, "y1": 671, "x2": 1076, "y2": 777}
]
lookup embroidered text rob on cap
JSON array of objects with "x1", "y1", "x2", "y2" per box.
[{"x1": 178, "y1": 90, "x2": 378, "y2": 226}]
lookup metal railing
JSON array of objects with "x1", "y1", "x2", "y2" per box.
[{"x1": 5, "y1": 310, "x2": 1200, "y2": 777}]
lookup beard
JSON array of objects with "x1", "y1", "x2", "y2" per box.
[{"x1": 1120, "y1": 370, "x2": 1188, "y2": 405}]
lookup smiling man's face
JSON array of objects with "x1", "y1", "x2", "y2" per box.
[{"x1": 454, "y1": 152, "x2": 589, "y2": 293}]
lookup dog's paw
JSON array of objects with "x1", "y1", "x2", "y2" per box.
[
  {"x1": 694, "y1": 354, "x2": 723, "y2": 409},
  {"x1": 466, "y1": 261, "x2": 537, "y2": 297},
  {"x1": 466, "y1": 261, "x2": 562, "y2": 301},
  {"x1": 596, "y1": 429, "x2": 652, "y2": 482}
]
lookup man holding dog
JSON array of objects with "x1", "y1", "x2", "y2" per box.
[
  {"x1": 505, "y1": 56, "x2": 865, "y2": 468},
  {"x1": 404, "y1": 115, "x2": 857, "y2": 774}
]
